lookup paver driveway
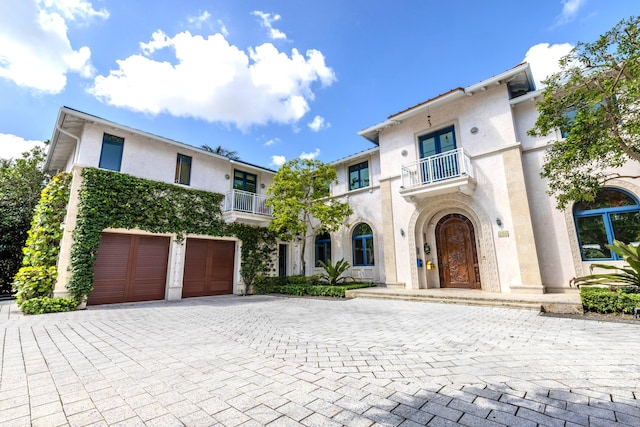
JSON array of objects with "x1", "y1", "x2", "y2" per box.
[{"x1": 1, "y1": 295, "x2": 639, "y2": 426}]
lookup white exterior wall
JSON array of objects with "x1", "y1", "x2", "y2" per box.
[
  {"x1": 373, "y1": 84, "x2": 538, "y2": 291},
  {"x1": 74, "y1": 123, "x2": 272, "y2": 197}
]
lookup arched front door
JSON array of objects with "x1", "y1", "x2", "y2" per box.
[{"x1": 435, "y1": 214, "x2": 481, "y2": 289}]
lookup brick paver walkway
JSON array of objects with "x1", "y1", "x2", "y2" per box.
[{"x1": 1, "y1": 295, "x2": 639, "y2": 426}]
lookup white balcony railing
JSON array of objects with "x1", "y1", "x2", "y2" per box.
[
  {"x1": 222, "y1": 189, "x2": 272, "y2": 216},
  {"x1": 401, "y1": 148, "x2": 473, "y2": 189}
]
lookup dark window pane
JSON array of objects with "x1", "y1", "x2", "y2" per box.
[
  {"x1": 348, "y1": 161, "x2": 369, "y2": 190},
  {"x1": 99, "y1": 134, "x2": 124, "y2": 171},
  {"x1": 354, "y1": 239, "x2": 364, "y2": 265},
  {"x1": 233, "y1": 170, "x2": 257, "y2": 193},
  {"x1": 611, "y1": 211, "x2": 640, "y2": 245},
  {"x1": 575, "y1": 188, "x2": 637, "y2": 211},
  {"x1": 175, "y1": 154, "x2": 191, "y2": 185},
  {"x1": 576, "y1": 216, "x2": 611, "y2": 259},
  {"x1": 353, "y1": 223, "x2": 372, "y2": 236}
]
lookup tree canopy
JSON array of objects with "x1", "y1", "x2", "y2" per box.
[
  {"x1": 201, "y1": 144, "x2": 240, "y2": 160},
  {"x1": 0, "y1": 145, "x2": 49, "y2": 293},
  {"x1": 528, "y1": 16, "x2": 640, "y2": 210},
  {"x1": 266, "y1": 158, "x2": 352, "y2": 275}
]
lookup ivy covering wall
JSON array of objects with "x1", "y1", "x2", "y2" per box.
[
  {"x1": 67, "y1": 167, "x2": 275, "y2": 300},
  {"x1": 13, "y1": 172, "x2": 72, "y2": 307}
]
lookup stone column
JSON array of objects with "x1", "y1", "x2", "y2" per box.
[
  {"x1": 53, "y1": 166, "x2": 83, "y2": 298},
  {"x1": 502, "y1": 146, "x2": 544, "y2": 293},
  {"x1": 380, "y1": 178, "x2": 402, "y2": 287}
]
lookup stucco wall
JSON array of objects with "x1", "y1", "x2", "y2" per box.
[{"x1": 74, "y1": 123, "x2": 273, "y2": 197}]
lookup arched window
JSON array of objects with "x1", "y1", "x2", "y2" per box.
[
  {"x1": 315, "y1": 232, "x2": 331, "y2": 267},
  {"x1": 352, "y1": 223, "x2": 374, "y2": 266},
  {"x1": 574, "y1": 188, "x2": 640, "y2": 260}
]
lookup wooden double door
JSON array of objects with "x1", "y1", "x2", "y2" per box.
[
  {"x1": 435, "y1": 214, "x2": 481, "y2": 289},
  {"x1": 90, "y1": 233, "x2": 170, "y2": 305},
  {"x1": 182, "y1": 238, "x2": 235, "y2": 297}
]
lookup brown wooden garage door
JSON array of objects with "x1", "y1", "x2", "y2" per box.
[
  {"x1": 89, "y1": 233, "x2": 170, "y2": 305},
  {"x1": 182, "y1": 239, "x2": 235, "y2": 297}
]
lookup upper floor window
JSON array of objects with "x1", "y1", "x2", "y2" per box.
[
  {"x1": 352, "y1": 223, "x2": 374, "y2": 266},
  {"x1": 234, "y1": 170, "x2": 257, "y2": 193},
  {"x1": 419, "y1": 126, "x2": 456, "y2": 158},
  {"x1": 315, "y1": 232, "x2": 332, "y2": 267},
  {"x1": 175, "y1": 154, "x2": 192, "y2": 185},
  {"x1": 348, "y1": 161, "x2": 370, "y2": 191},
  {"x1": 574, "y1": 188, "x2": 640, "y2": 260},
  {"x1": 99, "y1": 133, "x2": 124, "y2": 171}
]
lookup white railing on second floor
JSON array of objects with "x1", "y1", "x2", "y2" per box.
[
  {"x1": 222, "y1": 189, "x2": 272, "y2": 216},
  {"x1": 401, "y1": 148, "x2": 473, "y2": 189}
]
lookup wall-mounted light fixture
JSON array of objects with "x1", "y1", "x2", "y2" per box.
[
  {"x1": 261, "y1": 183, "x2": 266, "y2": 189},
  {"x1": 496, "y1": 217, "x2": 502, "y2": 227},
  {"x1": 470, "y1": 126, "x2": 479, "y2": 134},
  {"x1": 225, "y1": 174, "x2": 230, "y2": 180},
  {"x1": 401, "y1": 149, "x2": 408, "y2": 157},
  {"x1": 400, "y1": 228, "x2": 405, "y2": 237}
]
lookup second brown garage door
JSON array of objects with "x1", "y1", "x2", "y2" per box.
[
  {"x1": 89, "y1": 233, "x2": 170, "y2": 305},
  {"x1": 182, "y1": 239, "x2": 235, "y2": 297}
]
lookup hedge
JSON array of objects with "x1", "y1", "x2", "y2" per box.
[
  {"x1": 254, "y1": 277, "x2": 375, "y2": 298},
  {"x1": 580, "y1": 286, "x2": 640, "y2": 314}
]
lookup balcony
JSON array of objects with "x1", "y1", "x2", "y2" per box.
[
  {"x1": 400, "y1": 148, "x2": 475, "y2": 201},
  {"x1": 221, "y1": 189, "x2": 272, "y2": 225}
]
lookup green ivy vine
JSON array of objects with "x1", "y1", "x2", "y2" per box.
[
  {"x1": 67, "y1": 167, "x2": 275, "y2": 301},
  {"x1": 228, "y1": 223, "x2": 277, "y2": 291},
  {"x1": 13, "y1": 172, "x2": 72, "y2": 307}
]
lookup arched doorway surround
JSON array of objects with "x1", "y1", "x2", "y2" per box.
[
  {"x1": 435, "y1": 214, "x2": 480, "y2": 289},
  {"x1": 407, "y1": 193, "x2": 500, "y2": 291}
]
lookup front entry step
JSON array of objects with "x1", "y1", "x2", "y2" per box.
[{"x1": 345, "y1": 287, "x2": 583, "y2": 314}]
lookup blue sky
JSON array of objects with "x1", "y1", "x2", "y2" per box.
[{"x1": 0, "y1": 1, "x2": 637, "y2": 167}]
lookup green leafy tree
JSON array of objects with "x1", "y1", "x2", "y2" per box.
[
  {"x1": 0, "y1": 145, "x2": 49, "y2": 294},
  {"x1": 528, "y1": 16, "x2": 640, "y2": 209},
  {"x1": 267, "y1": 158, "x2": 352, "y2": 275},
  {"x1": 201, "y1": 144, "x2": 240, "y2": 160}
]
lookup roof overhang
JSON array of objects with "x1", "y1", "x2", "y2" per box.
[
  {"x1": 358, "y1": 62, "x2": 535, "y2": 144},
  {"x1": 44, "y1": 107, "x2": 276, "y2": 174}
]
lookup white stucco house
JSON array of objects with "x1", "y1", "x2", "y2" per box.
[{"x1": 45, "y1": 62, "x2": 640, "y2": 305}]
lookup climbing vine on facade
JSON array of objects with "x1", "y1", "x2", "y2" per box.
[{"x1": 13, "y1": 172, "x2": 72, "y2": 309}]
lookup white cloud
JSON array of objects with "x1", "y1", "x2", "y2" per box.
[
  {"x1": 264, "y1": 138, "x2": 280, "y2": 147},
  {"x1": 555, "y1": 0, "x2": 586, "y2": 26},
  {"x1": 188, "y1": 11, "x2": 211, "y2": 28},
  {"x1": 271, "y1": 155, "x2": 286, "y2": 167},
  {"x1": 0, "y1": 0, "x2": 107, "y2": 93},
  {"x1": 90, "y1": 30, "x2": 336, "y2": 129},
  {"x1": 252, "y1": 11, "x2": 287, "y2": 40},
  {"x1": 524, "y1": 42, "x2": 573, "y2": 88},
  {"x1": 0, "y1": 134, "x2": 45, "y2": 160},
  {"x1": 218, "y1": 20, "x2": 229, "y2": 37},
  {"x1": 308, "y1": 115, "x2": 330, "y2": 132},
  {"x1": 299, "y1": 148, "x2": 320, "y2": 160},
  {"x1": 42, "y1": 0, "x2": 109, "y2": 21}
]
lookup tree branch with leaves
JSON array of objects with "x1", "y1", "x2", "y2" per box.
[
  {"x1": 528, "y1": 16, "x2": 640, "y2": 210},
  {"x1": 266, "y1": 158, "x2": 352, "y2": 275}
]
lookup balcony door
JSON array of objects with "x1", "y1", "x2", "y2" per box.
[
  {"x1": 233, "y1": 170, "x2": 257, "y2": 212},
  {"x1": 418, "y1": 126, "x2": 458, "y2": 182}
]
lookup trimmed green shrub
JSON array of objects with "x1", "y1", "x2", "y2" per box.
[
  {"x1": 267, "y1": 282, "x2": 375, "y2": 298},
  {"x1": 20, "y1": 296, "x2": 78, "y2": 315},
  {"x1": 580, "y1": 286, "x2": 640, "y2": 314}
]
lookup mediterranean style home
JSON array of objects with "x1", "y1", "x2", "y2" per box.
[{"x1": 46, "y1": 62, "x2": 640, "y2": 305}]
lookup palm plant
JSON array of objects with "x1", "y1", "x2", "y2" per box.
[
  {"x1": 201, "y1": 144, "x2": 240, "y2": 160},
  {"x1": 572, "y1": 240, "x2": 640, "y2": 288},
  {"x1": 317, "y1": 258, "x2": 350, "y2": 286}
]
